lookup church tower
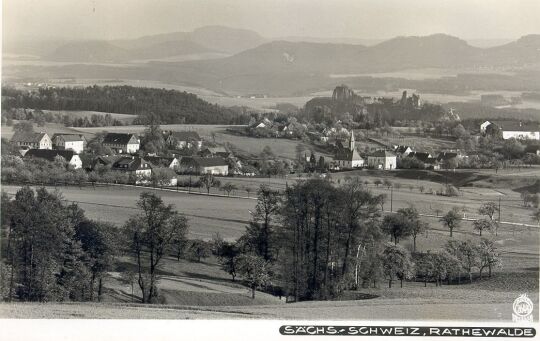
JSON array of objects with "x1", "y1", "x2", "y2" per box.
[{"x1": 349, "y1": 131, "x2": 355, "y2": 151}]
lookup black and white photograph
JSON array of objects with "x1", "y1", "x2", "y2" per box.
[{"x1": 0, "y1": 0, "x2": 539, "y2": 339}]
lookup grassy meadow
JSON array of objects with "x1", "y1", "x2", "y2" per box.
[{"x1": 1, "y1": 170, "x2": 538, "y2": 319}]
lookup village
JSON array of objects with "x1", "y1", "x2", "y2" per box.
[{"x1": 4, "y1": 88, "x2": 540, "y2": 193}]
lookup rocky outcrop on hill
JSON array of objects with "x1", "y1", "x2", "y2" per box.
[{"x1": 332, "y1": 85, "x2": 357, "y2": 102}]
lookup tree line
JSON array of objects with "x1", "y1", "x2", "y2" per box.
[
  {"x1": 1, "y1": 108, "x2": 125, "y2": 128},
  {"x1": 1, "y1": 85, "x2": 249, "y2": 125}
]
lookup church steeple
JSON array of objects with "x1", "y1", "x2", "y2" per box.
[{"x1": 349, "y1": 131, "x2": 355, "y2": 151}]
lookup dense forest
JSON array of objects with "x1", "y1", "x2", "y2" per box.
[{"x1": 1, "y1": 85, "x2": 249, "y2": 125}]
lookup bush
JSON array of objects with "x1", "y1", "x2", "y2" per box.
[{"x1": 445, "y1": 185, "x2": 459, "y2": 197}]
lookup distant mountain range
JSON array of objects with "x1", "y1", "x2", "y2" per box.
[
  {"x1": 3, "y1": 26, "x2": 540, "y2": 96},
  {"x1": 4, "y1": 26, "x2": 267, "y2": 63},
  {"x1": 148, "y1": 33, "x2": 540, "y2": 94}
]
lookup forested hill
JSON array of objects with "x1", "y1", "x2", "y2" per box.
[{"x1": 1, "y1": 85, "x2": 249, "y2": 125}]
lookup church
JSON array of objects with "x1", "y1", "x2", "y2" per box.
[{"x1": 332, "y1": 131, "x2": 364, "y2": 170}]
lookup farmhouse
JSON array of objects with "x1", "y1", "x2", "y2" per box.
[
  {"x1": 407, "y1": 151, "x2": 432, "y2": 162},
  {"x1": 166, "y1": 131, "x2": 203, "y2": 149},
  {"x1": 200, "y1": 146, "x2": 231, "y2": 158},
  {"x1": 89, "y1": 155, "x2": 121, "y2": 170},
  {"x1": 481, "y1": 120, "x2": 540, "y2": 140},
  {"x1": 179, "y1": 157, "x2": 229, "y2": 175},
  {"x1": 25, "y1": 149, "x2": 82, "y2": 169},
  {"x1": 111, "y1": 156, "x2": 152, "y2": 183},
  {"x1": 407, "y1": 152, "x2": 440, "y2": 169},
  {"x1": 11, "y1": 131, "x2": 52, "y2": 150},
  {"x1": 367, "y1": 150, "x2": 397, "y2": 170},
  {"x1": 102, "y1": 133, "x2": 140, "y2": 154},
  {"x1": 52, "y1": 134, "x2": 86, "y2": 154},
  {"x1": 146, "y1": 156, "x2": 179, "y2": 169},
  {"x1": 394, "y1": 145, "x2": 413, "y2": 157},
  {"x1": 332, "y1": 131, "x2": 364, "y2": 169},
  {"x1": 252, "y1": 118, "x2": 273, "y2": 129}
]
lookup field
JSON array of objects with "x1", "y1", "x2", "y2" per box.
[
  {"x1": 366, "y1": 135, "x2": 456, "y2": 153},
  {"x1": 72, "y1": 124, "x2": 320, "y2": 160},
  {"x1": 1, "y1": 167, "x2": 538, "y2": 320},
  {"x1": 72, "y1": 124, "x2": 238, "y2": 138},
  {"x1": 1, "y1": 122, "x2": 85, "y2": 140},
  {"x1": 1, "y1": 184, "x2": 254, "y2": 240}
]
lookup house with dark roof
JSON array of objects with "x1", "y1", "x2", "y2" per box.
[
  {"x1": 166, "y1": 131, "x2": 203, "y2": 149},
  {"x1": 179, "y1": 157, "x2": 228, "y2": 175},
  {"x1": 394, "y1": 145, "x2": 413, "y2": 157},
  {"x1": 199, "y1": 146, "x2": 231, "y2": 158},
  {"x1": 102, "y1": 133, "x2": 140, "y2": 153},
  {"x1": 367, "y1": 150, "x2": 397, "y2": 170},
  {"x1": 436, "y1": 151, "x2": 460, "y2": 162},
  {"x1": 408, "y1": 152, "x2": 432, "y2": 163},
  {"x1": 481, "y1": 120, "x2": 540, "y2": 140},
  {"x1": 89, "y1": 155, "x2": 121, "y2": 170},
  {"x1": 52, "y1": 134, "x2": 86, "y2": 154},
  {"x1": 145, "y1": 156, "x2": 179, "y2": 169},
  {"x1": 407, "y1": 152, "x2": 440, "y2": 170},
  {"x1": 332, "y1": 131, "x2": 363, "y2": 169},
  {"x1": 24, "y1": 149, "x2": 82, "y2": 169},
  {"x1": 11, "y1": 132, "x2": 52, "y2": 150},
  {"x1": 111, "y1": 156, "x2": 152, "y2": 183}
]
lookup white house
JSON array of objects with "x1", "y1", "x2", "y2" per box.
[
  {"x1": 111, "y1": 156, "x2": 152, "y2": 183},
  {"x1": 166, "y1": 131, "x2": 203, "y2": 149},
  {"x1": 179, "y1": 157, "x2": 229, "y2": 175},
  {"x1": 102, "y1": 133, "x2": 140, "y2": 153},
  {"x1": 11, "y1": 132, "x2": 52, "y2": 150},
  {"x1": 367, "y1": 150, "x2": 397, "y2": 170},
  {"x1": 52, "y1": 134, "x2": 86, "y2": 154},
  {"x1": 481, "y1": 120, "x2": 540, "y2": 140}
]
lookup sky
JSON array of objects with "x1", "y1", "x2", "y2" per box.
[{"x1": 3, "y1": 0, "x2": 540, "y2": 42}]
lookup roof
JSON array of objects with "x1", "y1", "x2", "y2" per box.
[
  {"x1": 370, "y1": 150, "x2": 396, "y2": 158},
  {"x1": 490, "y1": 121, "x2": 540, "y2": 132},
  {"x1": 204, "y1": 146, "x2": 229, "y2": 154},
  {"x1": 395, "y1": 145, "x2": 412, "y2": 154},
  {"x1": 334, "y1": 148, "x2": 363, "y2": 161},
  {"x1": 436, "y1": 152, "x2": 458, "y2": 161},
  {"x1": 52, "y1": 134, "x2": 85, "y2": 142},
  {"x1": 24, "y1": 149, "x2": 76, "y2": 162},
  {"x1": 145, "y1": 156, "x2": 177, "y2": 167},
  {"x1": 408, "y1": 152, "x2": 432, "y2": 162},
  {"x1": 111, "y1": 157, "x2": 151, "y2": 171},
  {"x1": 181, "y1": 156, "x2": 228, "y2": 168},
  {"x1": 11, "y1": 131, "x2": 48, "y2": 143},
  {"x1": 169, "y1": 131, "x2": 202, "y2": 141},
  {"x1": 92, "y1": 155, "x2": 121, "y2": 167},
  {"x1": 102, "y1": 133, "x2": 138, "y2": 145}
]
